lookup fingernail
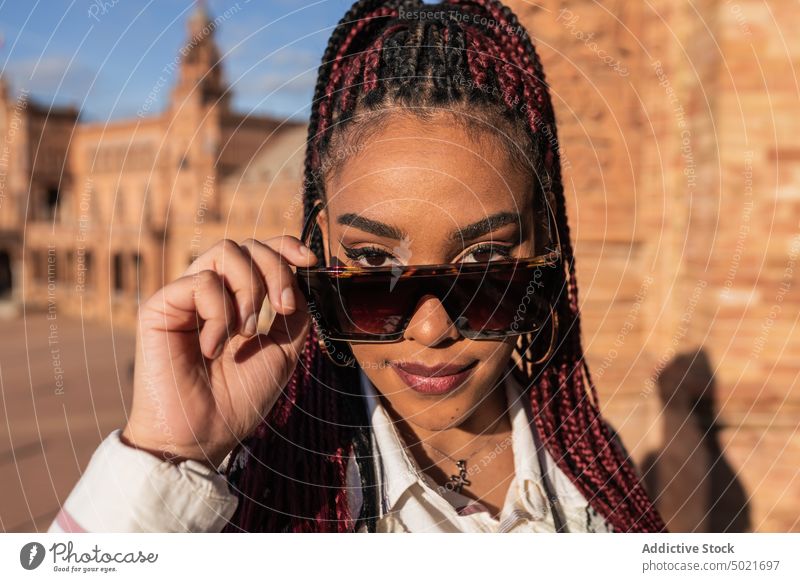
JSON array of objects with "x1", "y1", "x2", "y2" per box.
[
  {"x1": 298, "y1": 243, "x2": 310, "y2": 256},
  {"x1": 281, "y1": 287, "x2": 295, "y2": 310},
  {"x1": 243, "y1": 314, "x2": 258, "y2": 336}
]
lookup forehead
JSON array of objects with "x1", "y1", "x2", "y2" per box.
[{"x1": 323, "y1": 114, "x2": 533, "y2": 225}]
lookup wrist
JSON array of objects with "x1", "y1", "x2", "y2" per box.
[{"x1": 119, "y1": 426, "x2": 219, "y2": 471}]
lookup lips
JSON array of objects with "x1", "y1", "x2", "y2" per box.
[{"x1": 391, "y1": 360, "x2": 478, "y2": 395}]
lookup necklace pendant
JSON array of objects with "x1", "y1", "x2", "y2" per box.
[{"x1": 447, "y1": 459, "x2": 472, "y2": 494}]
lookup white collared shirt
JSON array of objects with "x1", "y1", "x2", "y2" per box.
[
  {"x1": 353, "y1": 370, "x2": 611, "y2": 533},
  {"x1": 48, "y1": 371, "x2": 610, "y2": 533}
]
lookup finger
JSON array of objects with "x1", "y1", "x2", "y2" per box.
[
  {"x1": 192, "y1": 270, "x2": 237, "y2": 359},
  {"x1": 239, "y1": 238, "x2": 310, "y2": 318},
  {"x1": 260, "y1": 235, "x2": 318, "y2": 268},
  {"x1": 143, "y1": 270, "x2": 236, "y2": 359},
  {"x1": 259, "y1": 235, "x2": 318, "y2": 317},
  {"x1": 183, "y1": 239, "x2": 266, "y2": 337}
]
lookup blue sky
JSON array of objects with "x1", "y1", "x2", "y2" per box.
[{"x1": 0, "y1": 0, "x2": 367, "y2": 122}]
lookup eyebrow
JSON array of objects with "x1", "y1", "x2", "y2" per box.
[{"x1": 336, "y1": 210, "x2": 522, "y2": 243}]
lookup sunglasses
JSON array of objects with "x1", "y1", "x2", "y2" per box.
[{"x1": 295, "y1": 201, "x2": 564, "y2": 349}]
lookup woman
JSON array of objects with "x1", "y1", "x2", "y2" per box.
[{"x1": 50, "y1": 0, "x2": 666, "y2": 533}]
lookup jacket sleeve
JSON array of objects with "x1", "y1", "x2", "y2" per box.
[{"x1": 47, "y1": 429, "x2": 238, "y2": 533}]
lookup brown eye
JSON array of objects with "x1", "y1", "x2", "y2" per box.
[
  {"x1": 343, "y1": 245, "x2": 397, "y2": 268},
  {"x1": 364, "y1": 253, "x2": 389, "y2": 267},
  {"x1": 462, "y1": 243, "x2": 513, "y2": 263}
]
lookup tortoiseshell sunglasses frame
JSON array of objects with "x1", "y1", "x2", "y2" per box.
[{"x1": 294, "y1": 200, "x2": 563, "y2": 355}]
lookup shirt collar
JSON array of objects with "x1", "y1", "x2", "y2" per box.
[
  {"x1": 358, "y1": 368, "x2": 546, "y2": 512},
  {"x1": 503, "y1": 370, "x2": 545, "y2": 487},
  {"x1": 359, "y1": 370, "x2": 421, "y2": 510},
  {"x1": 505, "y1": 371, "x2": 598, "y2": 515}
]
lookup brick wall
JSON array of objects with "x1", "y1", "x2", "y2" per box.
[{"x1": 506, "y1": 0, "x2": 799, "y2": 532}]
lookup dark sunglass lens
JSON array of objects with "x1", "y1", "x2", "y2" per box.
[
  {"x1": 446, "y1": 265, "x2": 555, "y2": 334},
  {"x1": 334, "y1": 274, "x2": 418, "y2": 337}
]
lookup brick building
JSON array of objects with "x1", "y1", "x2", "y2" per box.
[{"x1": 0, "y1": 4, "x2": 306, "y2": 327}]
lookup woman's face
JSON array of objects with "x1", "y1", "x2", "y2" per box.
[{"x1": 318, "y1": 112, "x2": 535, "y2": 432}]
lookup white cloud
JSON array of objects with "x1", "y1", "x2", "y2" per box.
[{"x1": 7, "y1": 56, "x2": 98, "y2": 101}]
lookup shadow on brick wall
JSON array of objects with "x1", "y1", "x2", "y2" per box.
[{"x1": 642, "y1": 348, "x2": 751, "y2": 532}]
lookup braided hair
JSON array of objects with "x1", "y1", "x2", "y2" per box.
[{"x1": 223, "y1": 0, "x2": 667, "y2": 533}]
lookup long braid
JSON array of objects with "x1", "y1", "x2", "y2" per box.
[
  {"x1": 452, "y1": 0, "x2": 667, "y2": 531},
  {"x1": 225, "y1": 0, "x2": 665, "y2": 533}
]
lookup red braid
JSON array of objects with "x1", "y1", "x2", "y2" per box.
[{"x1": 315, "y1": 6, "x2": 399, "y2": 163}]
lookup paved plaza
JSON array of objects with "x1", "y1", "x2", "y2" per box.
[{"x1": 0, "y1": 308, "x2": 136, "y2": 532}]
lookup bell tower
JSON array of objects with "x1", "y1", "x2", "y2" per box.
[
  {"x1": 165, "y1": 0, "x2": 226, "y2": 247},
  {"x1": 170, "y1": 0, "x2": 229, "y2": 111}
]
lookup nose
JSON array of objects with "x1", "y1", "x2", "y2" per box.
[{"x1": 402, "y1": 295, "x2": 461, "y2": 346}]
